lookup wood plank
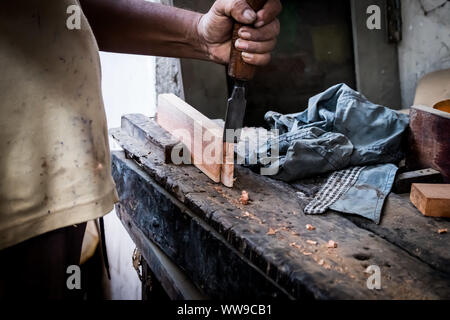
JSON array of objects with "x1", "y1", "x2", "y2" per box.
[
  {"x1": 111, "y1": 128, "x2": 450, "y2": 299},
  {"x1": 393, "y1": 168, "x2": 443, "y2": 194},
  {"x1": 113, "y1": 151, "x2": 292, "y2": 300},
  {"x1": 345, "y1": 193, "x2": 450, "y2": 275},
  {"x1": 156, "y1": 94, "x2": 225, "y2": 184},
  {"x1": 411, "y1": 184, "x2": 450, "y2": 218},
  {"x1": 121, "y1": 114, "x2": 180, "y2": 164},
  {"x1": 221, "y1": 142, "x2": 235, "y2": 188},
  {"x1": 407, "y1": 105, "x2": 450, "y2": 182},
  {"x1": 121, "y1": 212, "x2": 207, "y2": 300},
  {"x1": 119, "y1": 113, "x2": 234, "y2": 187}
]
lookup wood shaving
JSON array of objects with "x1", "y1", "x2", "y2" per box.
[
  {"x1": 240, "y1": 190, "x2": 249, "y2": 205},
  {"x1": 438, "y1": 228, "x2": 448, "y2": 234},
  {"x1": 242, "y1": 211, "x2": 263, "y2": 225},
  {"x1": 318, "y1": 259, "x2": 325, "y2": 266},
  {"x1": 306, "y1": 240, "x2": 318, "y2": 245},
  {"x1": 290, "y1": 242, "x2": 314, "y2": 257},
  {"x1": 289, "y1": 242, "x2": 301, "y2": 249},
  {"x1": 306, "y1": 224, "x2": 316, "y2": 231},
  {"x1": 327, "y1": 240, "x2": 338, "y2": 248},
  {"x1": 267, "y1": 228, "x2": 277, "y2": 235}
]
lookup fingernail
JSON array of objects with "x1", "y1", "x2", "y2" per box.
[
  {"x1": 235, "y1": 39, "x2": 248, "y2": 50},
  {"x1": 243, "y1": 9, "x2": 256, "y2": 22},
  {"x1": 242, "y1": 52, "x2": 253, "y2": 60},
  {"x1": 238, "y1": 29, "x2": 251, "y2": 39},
  {"x1": 255, "y1": 20, "x2": 265, "y2": 28}
]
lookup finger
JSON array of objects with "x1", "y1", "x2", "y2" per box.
[
  {"x1": 214, "y1": 0, "x2": 257, "y2": 25},
  {"x1": 238, "y1": 19, "x2": 280, "y2": 42},
  {"x1": 235, "y1": 38, "x2": 277, "y2": 54},
  {"x1": 241, "y1": 52, "x2": 271, "y2": 66},
  {"x1": 255, "y1": 0, "x2": 282, "y2": 28}
]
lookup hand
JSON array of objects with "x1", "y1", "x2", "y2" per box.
[{"x1": 197, "y1": 0, "x2": 282, "y2": 66}]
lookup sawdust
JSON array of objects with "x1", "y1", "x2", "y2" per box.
[
  {"x1": 212, "y1": 185, "x2": 247, "y2": 211},
  {"x1": 327, "y1": 240, "x2": 338, "y2": 248},
  {"x1": 242, "y1": 211, "x2": 264, "y2": 225},
  {"x1": 240, "y1": 190, "x2": 249, "y2": 205}
]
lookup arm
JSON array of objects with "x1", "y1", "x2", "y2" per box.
[
  {"x1": 79, "y1": 0, "x2": 207, "y2": 61},
  {"x1": 79, "y1": 0, "x2": 281, "y2": 66}
]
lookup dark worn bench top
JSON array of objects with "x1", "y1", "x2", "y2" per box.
[{"x1": 110, "y1": 114, "x2": 450, "y2": 300}]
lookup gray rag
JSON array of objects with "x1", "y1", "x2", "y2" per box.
[{"x1": 250, "y1": 83, "x2": 409, "y2": 223}]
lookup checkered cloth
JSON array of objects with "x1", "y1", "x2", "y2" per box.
[{"x1": 297, "y1": 166, "x2": 365, "y2": 214}]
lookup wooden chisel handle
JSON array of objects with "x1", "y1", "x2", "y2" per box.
[{"x1": 228, "y1": 0, "x2": 268, "y2": 81}]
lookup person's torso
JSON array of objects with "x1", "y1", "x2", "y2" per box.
[{"x1": 0, "y1": 0, "x2": 114, "y2": 231}]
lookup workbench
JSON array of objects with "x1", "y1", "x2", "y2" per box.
[{"x1": 110, "y1": 114, "x2": 450, "y2": 300}]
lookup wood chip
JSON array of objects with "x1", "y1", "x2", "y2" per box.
[
  {"x1": 289, "y1": 242, "x2": 301, "y2": 249},
  {"x1": 318, "y1": 259, "x2": 325, "y2": 266},
  {"x1": 327, "y1": 240, "x2": 338, "y2": 248},
  {"x1": 267, "y1": 228, "x2": 277, "y2": 236},
  {"x1": 242, "y1": 211, "x2": 263, "y2": 225},
  {"x1": 240, "y1": 190, "x2": 249, "y2": 205},
  {"x1": 438, "y1": 228, "x2": 448, "y2": 234},
  {"x1": 306, "y1": 224, "x2": 316, "y2": 231},
  {"x1": 306, "y1": 240, "x2": 318, "y2": 245},
  {"x1": 302, "y1": 252, "x2": 313, "y2": 256}
]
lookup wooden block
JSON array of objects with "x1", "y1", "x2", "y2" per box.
[
  {"x1": 410, "y1": 184, "x2": 450, "y2": 217},
  {"x1": 406, "y1": 105, "x2": 450, "y2": 182},
  {"x1": 121, "y1": 114, "x2": 181, "y2": 164},
  {"x1": 393, "y1": 168, "x2": 443, "y2": 194},
  {"x1": 156, "y1": 94, "x2": 234, "y2": 186},
  {"x1": 221, "y1": 142, "x2": 234, "y2": 188},
  {"x1": 212, "y1": 119, "x2": 234, "y2": 188}
]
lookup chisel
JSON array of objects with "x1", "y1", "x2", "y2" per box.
[
  {"x1": 221, "y1": 0, "x2": 268, "y2": 188},
  {"x1": 224, "y1": 0, "x2": 268, "y2": 141}
]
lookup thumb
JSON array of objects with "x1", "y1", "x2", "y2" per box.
[{"x1": 215, "y1": 0, "x2": 257, "y2": 25}]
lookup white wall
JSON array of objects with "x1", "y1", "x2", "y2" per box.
[
  {"x1": 100, "y1": 51, "x2": 156, "y2": 300},
  {"x1": 101, "y1": 52, "x2": 157, "y2": 127},
  {"x1": 398, "y1": 0, "x2": 450, "y2": 107}
]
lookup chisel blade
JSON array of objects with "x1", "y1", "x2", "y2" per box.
[{"x1": 223, "y1": 81, "x2": 247, "y2": 143}]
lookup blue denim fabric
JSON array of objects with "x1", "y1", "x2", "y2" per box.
[
  {"x1": 255, "y1": 84, "x2": 409, "y2": 223},
  {"x1": 264, "y1": 83, "x2": 409, "y2": 181},
  {"x1": 329, "y1": 164, "x2": 398, "y2": 224}
]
